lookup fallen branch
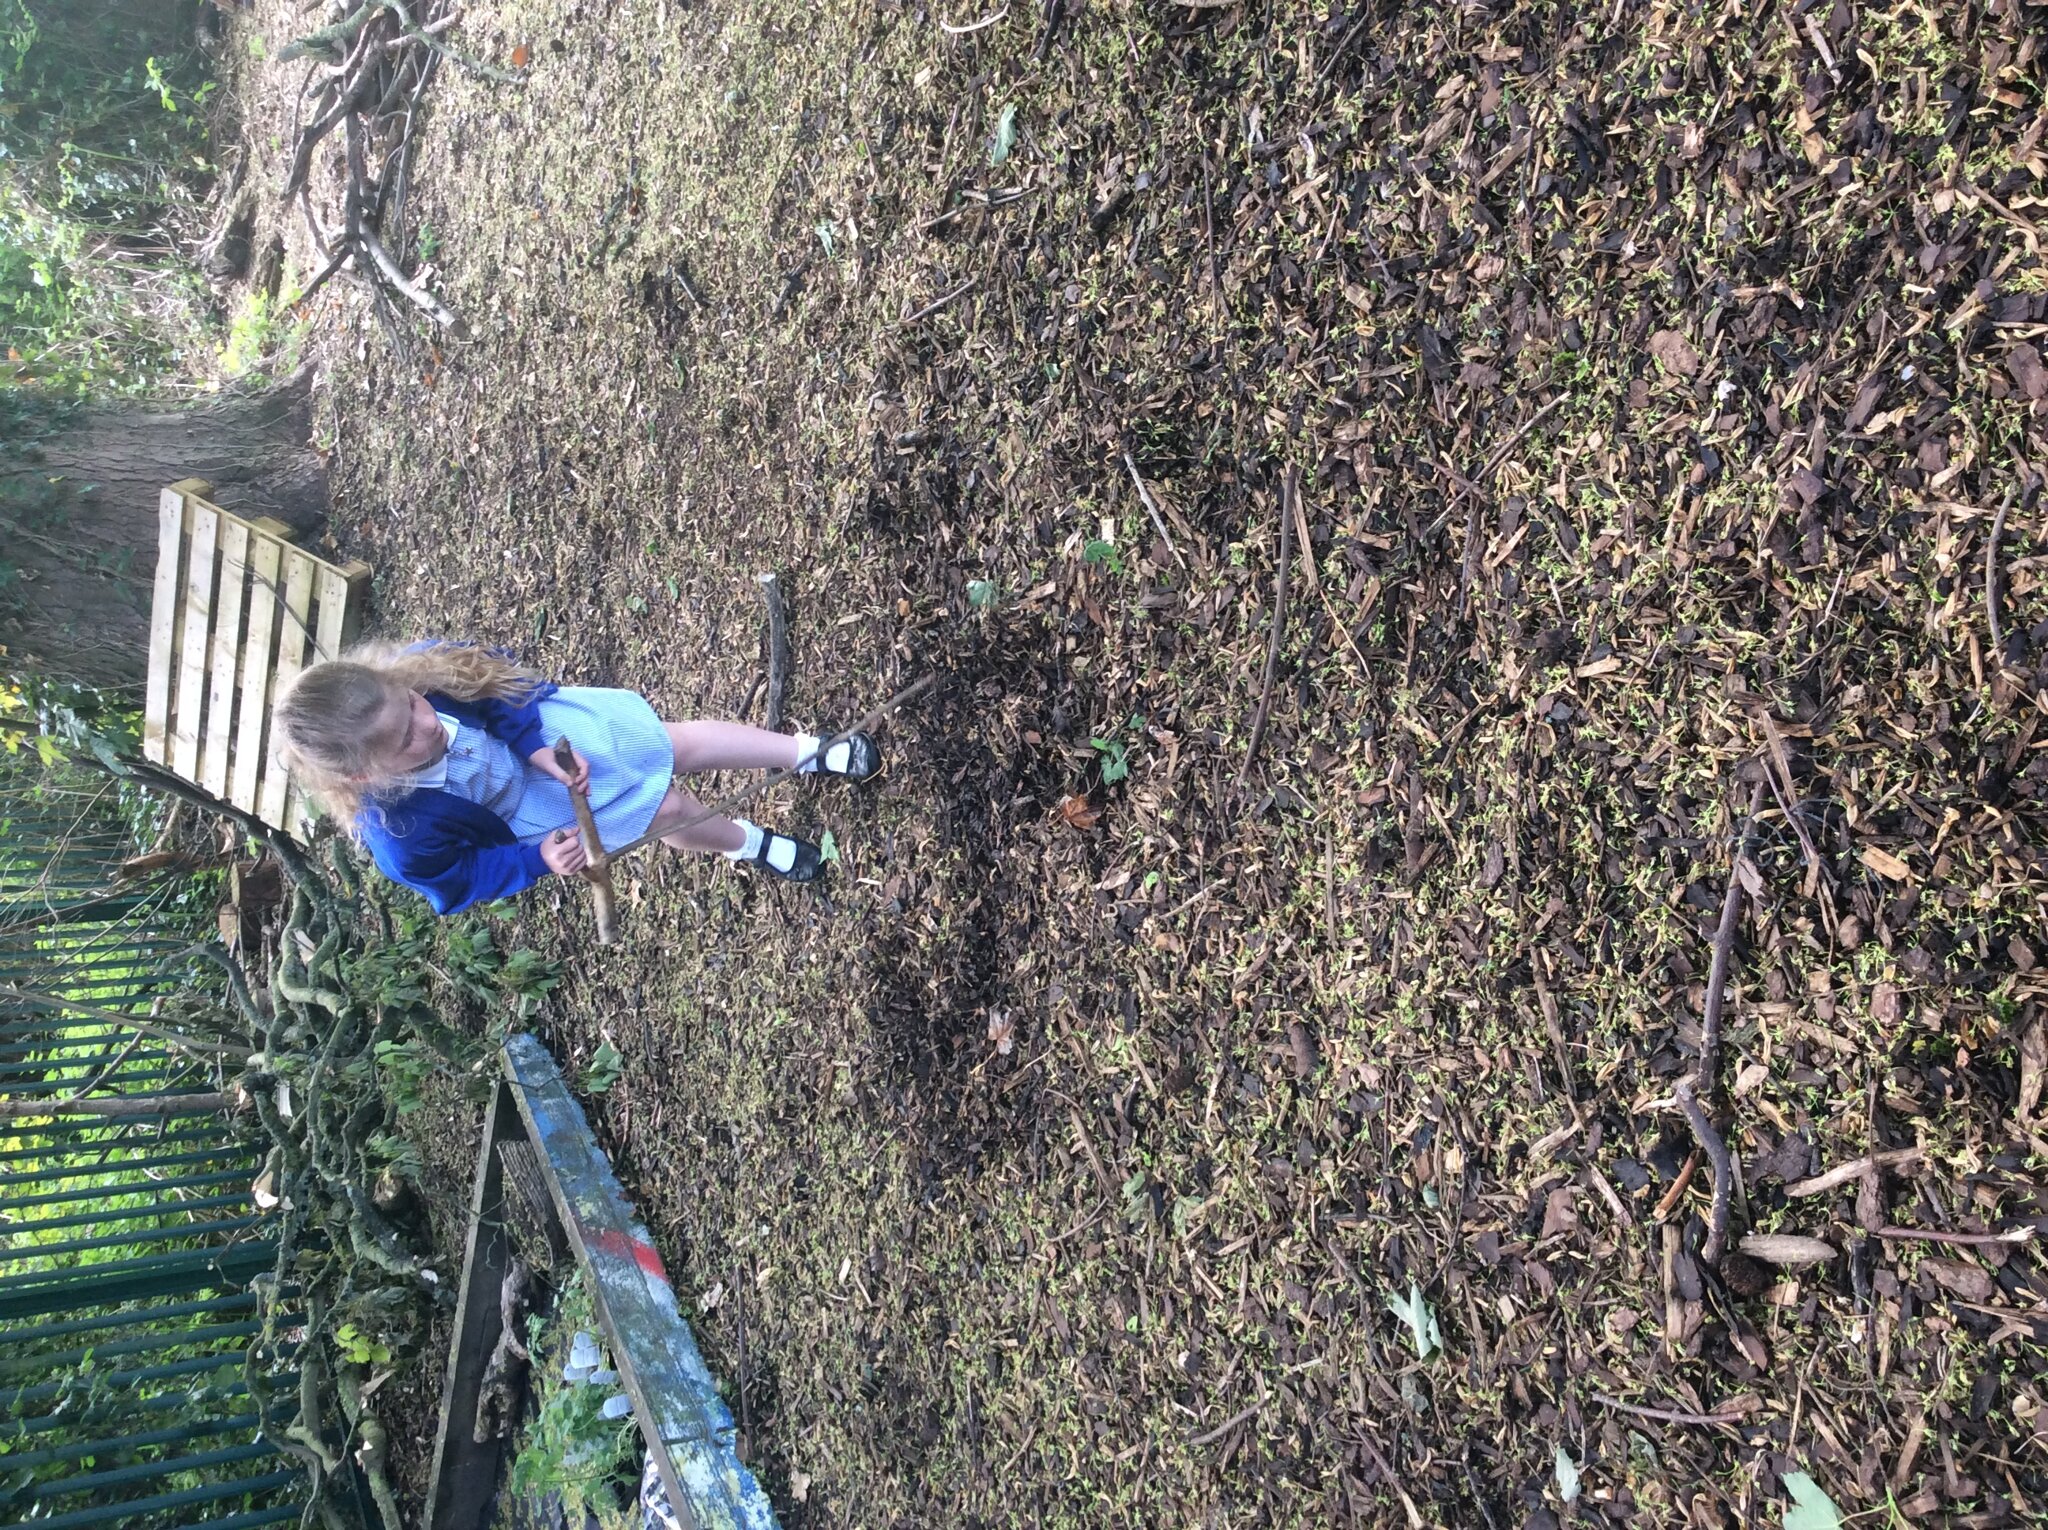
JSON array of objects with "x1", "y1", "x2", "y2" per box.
[
  {"x1": 901, "y1": 276, "x2": 979, "y2": 325},
  {"x1": 1673, "y1": 1077, "x2": 1733, "y2": 1265},
  {"x1": 1783, "y1": 1147, "x2": 1924, "y2": 1199},
  {"x1": 356, "y1": 225, "x2": 465, "y2": 332},
  {"x1": 1697, "y1": 778, "x2": 1767, "y2": 1098},
  {"x1": 756, "y1": 572, "x2": 791, "y2": 733},
  {"x1": 0, "y1": 1090, "x2": 236, "y2": 1119},
  {"x1": 1591, "y1": 1394, "x2": 1752, "y2": 1428},
  {"x1": 1986, "y1": 481, "x2": 2015, "y2": 659},
  {"x1": 1238, "y1": 465, "x2": 1297, "y2": 784},
  {"x1": 1122, "y1": 450, "x2": 1186, "y2": 570},
  {"x1": 1875, "y1": 1224, "x2": 2036, "y2": 1248},
  {"x1": 607, "y1": 675, "x2": 935, "y2": 860},
  {"x1": 554, "y1": 736, "x2": 618, "y2": 946}
]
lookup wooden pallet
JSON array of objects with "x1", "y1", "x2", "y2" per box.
[{"x1": 142, "y1": 479, "x2": 371, "y2": 835}]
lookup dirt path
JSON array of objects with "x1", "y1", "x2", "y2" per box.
[{"x1": 236, "y1": 0, "x2": 2047, "y2": 1521}]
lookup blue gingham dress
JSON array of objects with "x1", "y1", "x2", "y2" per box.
[{"x1": 426, "y1": 688, "x2": 673, "y2": 849}]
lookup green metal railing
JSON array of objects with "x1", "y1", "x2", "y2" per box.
[{"x1": 0, "y1": 761, "x2": 313, "y2": 1527}]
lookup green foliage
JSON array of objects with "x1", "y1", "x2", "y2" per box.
[
  {"x1": 372, "y1": 1036, "x2": 436, "y2": 1115},
  {"x1": 332, "y1": 1322, "x2": 393, "y2": 1367},
  {"x1": 582, "y1": 1039, "x2": 624, "y2": 1095},
  {"x1": 511, "y1": 1274, "x2": 637, "y2": 1523},
  {"x1": 1082, "y1": 538, "x2": 1124, "y2": 574}
]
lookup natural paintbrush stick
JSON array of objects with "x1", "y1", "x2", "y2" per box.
[
  {"x1": 606, "y1": 674, "x2": 936, "y2": 862},
  {"x1": 553, "y1": 737, "x2": 618, "y2": 946}
]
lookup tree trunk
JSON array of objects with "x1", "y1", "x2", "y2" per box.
[
  {"x1": 0, "y1": 1091, "x2": 236, "y2": 1119},
  {"x1": 1, "y1": 372, "x2": 330, "y2": 692}
]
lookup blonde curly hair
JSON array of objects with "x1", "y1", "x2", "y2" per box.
[{"x1": 273, "y1": 640, "x2": 541, "y2": 822}]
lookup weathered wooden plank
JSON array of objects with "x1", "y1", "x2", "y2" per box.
[
  {"x1": 142, "y1": 489, "x2": 190, "y2": 765},
  {"x1": 200, "y1": 519, "x2": 251, "y2": 798},
  {"x1": 258, "y1": 552, "x2": 317, "y2": 830},
  {"x1": 229, "y1": 533, "x2": 284, "y2": 816},
  {"x1": 170, "y1": 503, "x2": 220, "y2": 782},
  {"x1": 502, "y1": 1035, "x2": 779, "y2": 1530},
  {"x1": 424, "y1": 1080, "x2": 519, "y2": 1530}
]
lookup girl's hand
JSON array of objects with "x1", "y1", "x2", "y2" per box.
[
  {"x1": 532, "y1": 743, "x2": 591, "y2": 796},
  {"x1": 540, "y1": 827, "x2": 588, "y2": 876}
]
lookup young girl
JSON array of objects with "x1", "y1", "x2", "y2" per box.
[{"x1": 272, "y1": 641, "x2": 879, "y2": 915}]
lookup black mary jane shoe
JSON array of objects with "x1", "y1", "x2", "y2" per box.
[
  {"x1": 815, "y1": 731, "x2": 882, "y2": 783},
  {"x1": 740, "y1": 832, "x2": 824, "y2": 883}
]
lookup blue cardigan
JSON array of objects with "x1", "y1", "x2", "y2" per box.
[{"x1": 356, "y1": 683, "x2": 561, "y2": 915}]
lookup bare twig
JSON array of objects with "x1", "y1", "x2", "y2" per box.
[
  {"x1": 901, "y1": 276, "x2": 979, "y2": 325},
  {"x1": 941, "y1": 6, "x2": 1008, "y2": 31},
  {"x1": 1986, "y1": 482, "x2": 2014, "y2": 659},
  {"x1": 756, "y1": 573, "x2": 791, "y2": 733},
  {"x1": 1591, "y1": 1394, "x2": 1752, "y2": 1428},
  {"x1": 1783, "y1": 1148, "x2": 1924, "y2": 1199},
  {"x1": 1673, "y1": 1077, "x2": 1733, "y2": 1264},
  {"x1": 1875, "y1": 1224, "x2": 2036, "y2": 1248},
  {"x1": 1121, "y1": 450, "x2": 1185, "y2": 570},
  {"x1": 1187, "y1": 1400, "x2": 1262, "y2": 1446},
  {"x1": 1238, "y1": 466, "x2": 1297, "y2": 784},
  {"x1": 1697, "y1": 779, "x2": 1767, "y2": 1097},
  {"x1": 355, "y1": 225, "x2": 464, "y2": 332}
]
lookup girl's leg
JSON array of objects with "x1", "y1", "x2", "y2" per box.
[
  {"x1": 665, "y1": 721, "x2": 801, "y2": 774},
  {"x1": 649, "y1": 784, "x2": 747, "y2": 854}
]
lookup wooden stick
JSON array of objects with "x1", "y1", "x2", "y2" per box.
[
  {"x1": 0, "y1": 1091, "x2": 236, "y2": 1120},
  {"x1": 1122, "y1": 450, "x2": 1186, "y2": 570},
  {"x1": 607, "y1": 674, "x2": 936, "y2": 861},
  {"x1": 900, "y1": 276, "x2": 979, "y2": 325},
  {"x1": 1673, "y1": 1078, "x2": 1733, "y2": 1265},
  {"x1": 1238, "y1": 466, "x2": 1297, "y2": 784},
  {"x1": 1591, "y1": 1394, "x2": 1752, "y2": 1428},
  {"x1": 554, "y1": 737, "x2": 618, "y2": 946},
  {"x1": 1986, "y1": 482, "x2": 2014, "y2": 659},
  {"x1": 1875, "y1": 1224, "x2": 2035, "y2": 1248},
  {"x1": 756, "y1": 573, "x2": 790, "y2": 733},
  {"x1": 1697, "y1": 779, "x2": 1767, "y2": 1097},
  {"x1": 1784, "y1": 1148, "x2": 1924, "y2": 1199}
]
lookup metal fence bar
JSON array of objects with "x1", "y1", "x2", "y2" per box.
[
  {"x1": 0, "y1": 1167, "x2": 256, "y2": 1213},
  {"x1": 6, "y1": 1375, "x2": 286, "y2": 1438},
  {"x1": 2, "y1": 1347, "x2": 251, "y2": 1411},
  {"x1": 0, "y1": 1411, "x2": 260, "y2": 1472},
  {"x1": 19, "y1": 1468, "x2": 299, "y2": 1530},
  {"x1": 186, "y1": 1505, "x2": 308, "y2": 1530},
  {"x1": 0, "y1": 1291, "x2": 255, "y2": 1348},
  {"x1": 0, "y1": 1126, "x2": 223, "y2": 1164},
  {"x1": 0, "y1": 1213, "x2": 262, "y2": 1265},
  {"x1": 0, "y1": 1317, "x2": 264, "y2": 1376},
  {"x1": 4, "y1": 1189, "x2": 250, "y2": 1233},
  {"x1": 26, "y1": 1440, "x2": 278, "y2": 1502},
  {"x1": 0, "y1": 1148, "x2": 252, "y2": 1191},
  {"x1": 0, "y1": 1239, "x2": 273, "y2": 1322},
  {"x1": 0, "y1": 1239, "x2": 273, "y2": 1295}
]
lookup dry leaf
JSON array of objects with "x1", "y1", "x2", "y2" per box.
[
  {"x1": 1858, "y1": 845, "x2": 1912, "y2": 882},
  {"x1": 1058, "y1": 794, "x2": 1101, "y2": 829},
  {"x1": 2018, "y1": 1015, "x2": 2046, "y2": 1122},
  {"x1": 251, "y1": 1169, "x2": 281, "y2": 1210},
  {"x1": 1648, "y1": 329, "x2": 1701, "y2": 377},
  {"x1": 987, "y1": 1010, "x2": 1015, "y2": 1055},
  {"x1": 1574, "y1": 654, "x2": 1623, "y2": 679},
  {"x1": 510, "y1": 42, "x2": 532, "y2": 68},
  {"x1": 790, "y1": 1471, "x2": 813, "y2": 1504},
  {"x1": 1919, "y1": 1257, "x2": 1993, "y2": 1302},
  {"x1": 1737, "y1": 1234, "x2": 1838, "y2": 1267}
]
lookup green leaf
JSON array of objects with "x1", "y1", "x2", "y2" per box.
[
  {"x1": 1386, "y1": 1281, "x2": 1442, "y2": 1360},
  {"x1": 990, "y1": 103, "x2": 1018, "y2": 166},
  {"x1": 1554, "y1": 1447, "x2": 1581, "y2": 1505},
  {"x1": 583, "y1": 1040, "x2": 625, "y2": 1096},
  {"x1": 967, "y1": 578, "x2": 998, "y2": 609},
  {"x1": 1781, "y1": 1472, "x2": 1842, "y2": 1530},
  {"x1": 818, "y1": 829, "x2": 840, "y2": 863}
]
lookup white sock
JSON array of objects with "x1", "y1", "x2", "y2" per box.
[
  {"x1": 793, "y1": 732, "x2": 852, "y2": 774},
  {"x1": 765, "y1": 836, "x2": 796, "y2": 872},
  {"x1": 725, "y1": 819, "x2": 765, "y2": 861}
]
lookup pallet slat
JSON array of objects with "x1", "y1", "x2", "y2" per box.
[
  {"x1": 142, "y1": 491, "x2": 190, "y2": 765},
  {"x1": 257, "y1": 553, "x2": 318, "y2": 831},
  {"x1": 170, "y1": 505, "x2": 220, "y2": 782},
  {"x1": 200, "y1": 520, "x2": 251, "y2": 799},
  {"x1": 228, "y1": 536, "x2": 284, "y2": 817}
]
